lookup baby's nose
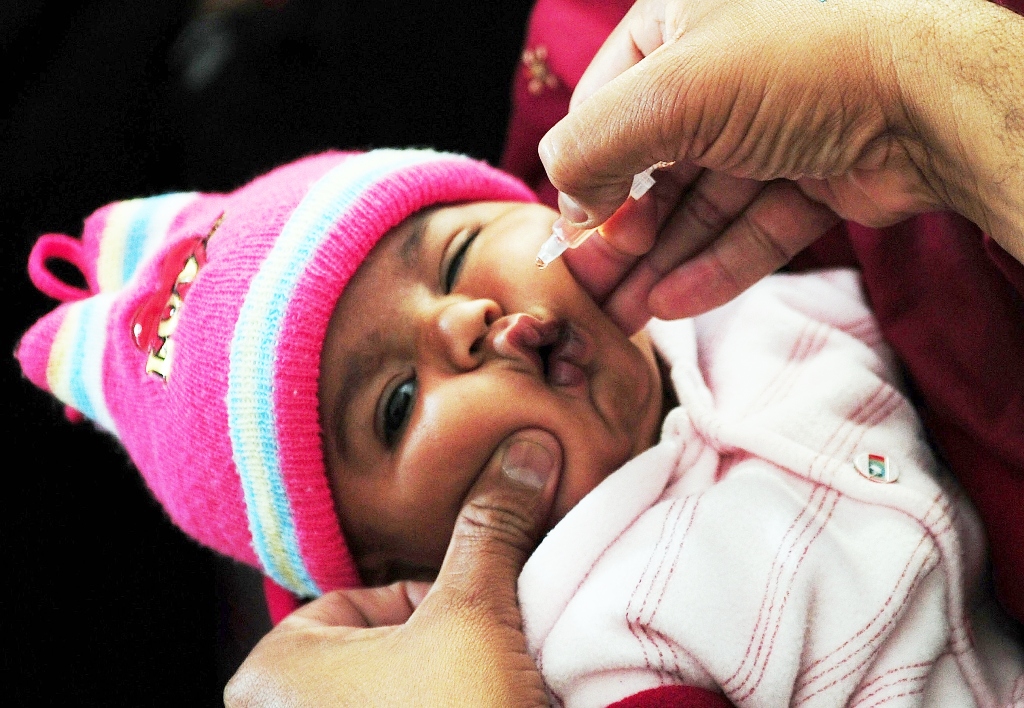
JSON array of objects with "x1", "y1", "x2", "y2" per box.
[{"x1": 431, "y1": 298, "x2": 502, "y2": 371}]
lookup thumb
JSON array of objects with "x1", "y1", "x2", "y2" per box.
[
  {"x1": 539, "y1": 34, "x2": 710, "y2": 229},
  {"x1": 426, "y1": 429, "x2": 561, "y2": 619}
]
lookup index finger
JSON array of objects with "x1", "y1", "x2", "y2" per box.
[
  {"x1": 570, "y1": 0, "x2": 670, "y2": 110},
  {"x1": 540, "y1": 29, "x2": 712, "y2": 229},
  {"x1": 562, "y1": 161, "x2": 702, "y2": 302}
]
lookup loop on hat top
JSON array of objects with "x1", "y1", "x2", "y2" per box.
[{"x1": 28, "y1": 234, "x2": 90, "y2": 303}]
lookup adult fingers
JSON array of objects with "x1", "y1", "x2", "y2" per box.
[
  {"x1": 390, "y1": 429, "x2": 562, "y2": 708},
  {"x1": 224, "y1": 434, "x2": 559, "y2": 708},
  {"x1": 646, "y1": 181, "x2": 840, "y2": 320},
  {"x1": 570, "y1": 0, "x2": 670, "y2": 110},
  {"x1": 539, "y1": 26, "x2": 713, "y2": 229},
  {"x1": 267, "y1": 428, "x2": 561, "y2": 636},
  {"x1": 604, "y1": 170, "x2": 764, "y2": 333},
  {"x1": 562, "y1": 161, "x2": 701, "y2": 303},
  {"x1": 420, "y1": 428, "x2": 561, "y2": 623}
]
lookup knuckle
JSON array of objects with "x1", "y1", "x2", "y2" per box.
[
  {"x1": 707, "y1": 243, "x2": 748, "y2": 295},
  {"x1": 548, "y1": 119, "x2": 598, "y2": 191},
  {"x1": 740, "y1": 210, "x2": 797, "y2": 265},
  {"x1": 682, "y1": 186, "x2": 731, "y2": 235},
  {"x1": 222, "y1": 670, "x2": 256, "y2": 708},
  {"x1": 457, "y1": 496, "x2": 537, "y2": 556},
  {"x1": 639, "y1": 250, "x2": 675, "y2": 281},
  {"x1": 440, "y1": 575, "x2": 524, "y2": 631}
]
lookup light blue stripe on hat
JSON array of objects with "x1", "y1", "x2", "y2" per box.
[
  {"x1": 60, "y1": 294, "x2": 119, "y2": 435},
  {"x1": 121, "y1": 193, "x2": 199, "y2": 286},
  {"x1": 228, "y1": 149, "x2": 456, "y2": 595}
]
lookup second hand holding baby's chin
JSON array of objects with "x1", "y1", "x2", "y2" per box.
[{"x1": 225, "y1": 427, "x2": 562, "y2": 708}]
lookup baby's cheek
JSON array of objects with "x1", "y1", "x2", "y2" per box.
[
  {"x1": 406, "y1": 385, "x2": 505, "y2": 478},
  {"x1": 600, "y1": 358, "x2": 654, "y2": 427}
]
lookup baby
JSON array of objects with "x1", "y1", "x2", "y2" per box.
[
  {"x1": 17, "y1": 148, "x2": 652, "y2": 593},
  {"x1": 17, "y1": 149, "x2": 1021, "y2": 706}
]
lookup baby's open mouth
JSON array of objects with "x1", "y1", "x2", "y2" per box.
[
  {"x1": 544, "y1": 326, "x2": 586, "y2": 387},
  {"x1": 539, "y1": 342, "x2": 555, "y2": 379},
  {"x1": 492, "y1": 314, "x2": 586, "y2": 387}
]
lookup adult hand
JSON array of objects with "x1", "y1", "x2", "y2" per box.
[
  {"x1": 224, "y1": 429, "x2": 562, "y2": 707},
  {"x1": 539, "y1": 0, "x2": 1024, "y2": 333}
]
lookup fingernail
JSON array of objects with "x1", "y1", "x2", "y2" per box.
[
  {"x1": 502, "y1": 439, "x2": 555, "y2": 490},
  {"x1": 538, "y1": 134, "x2": 556, "y2": 169},
  {"x1": 551, "y1": 217, "x2": 585, "y2": 244},
  {"x1": 406, "y1": 582, "x2": 431, "y2": 609},
  {"x1": 558, "y1": 192, "x2": 590, "y2": 226}
]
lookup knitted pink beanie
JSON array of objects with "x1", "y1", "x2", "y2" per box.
[{"x1": 17, "y1": 149, "x2": 537, "y2": 596}]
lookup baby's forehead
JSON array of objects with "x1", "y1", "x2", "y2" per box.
[
  {"x1": 392, "y1": 209, "x2": 433, "y2": 268},
  {"x1": 363, "y1": 204, "x2": 455, "y2": 270}
]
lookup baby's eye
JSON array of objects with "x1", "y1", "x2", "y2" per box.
[
  {"x1": 379, "y1": 377, "x2": 417, "y2": 447},
  {"x1": 444, "y1": 229, "x2": 479, "y2": 293}
]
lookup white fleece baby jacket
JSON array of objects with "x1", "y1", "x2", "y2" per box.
[{"x1": 518, "y1": 269, "x2": 1023, "y2": 708}]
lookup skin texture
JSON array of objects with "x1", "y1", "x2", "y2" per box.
[
  {"x1": 318, "y1": 201, "x2": 663, "y2": 583},
  {"x1": 224, "y1": 428, "x2": 560, "y2": 708},
  {"x1": 539, "y1": 0, "x2": 1024, "y2": 333}
]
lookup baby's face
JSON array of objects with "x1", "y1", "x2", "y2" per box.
[{"x1": 319, "y1": 201, "x2": 664, "y2": 583}]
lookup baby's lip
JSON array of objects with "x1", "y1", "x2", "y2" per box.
[
  {"x1": 545, "y1": 324, "x2": 589, "y2": 387},
  {"x1": 491, "y1": 313, "x2": 589, "y2": 387},
  {"x1": 491, "y1": 313, "x2": 559, "y2": 375}
]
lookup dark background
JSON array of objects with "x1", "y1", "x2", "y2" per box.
[{"x1": 2, "y1": 0, "x2": 533, "y2": 703}]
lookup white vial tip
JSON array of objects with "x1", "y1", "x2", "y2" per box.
[
  {"x1": 630, "y1": 168, "x2": 657, "y2": 200},
  {"x1": 536, "y1": 232, "x2": 569, "y2": 269}
]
